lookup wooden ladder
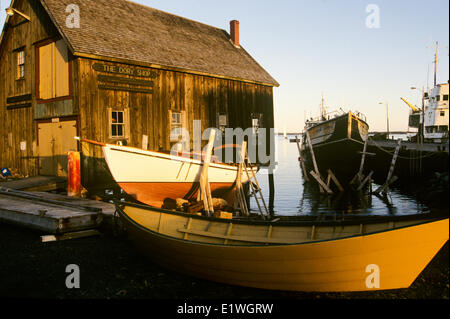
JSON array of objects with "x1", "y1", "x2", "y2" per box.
[{"x1": 235, "y1": 141, "x2": 269, "y2": 219}]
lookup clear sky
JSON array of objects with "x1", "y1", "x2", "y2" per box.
[{"x1": 1, "y1": 0, "x2": 448, "y2": 132}]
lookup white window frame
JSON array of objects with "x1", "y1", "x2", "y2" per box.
[
  {"x1": 17, "y1": 50, "x2": 25, "y2": 79},
  {"x1": 169, "y1": 110, "x2": 186, "y2": 142},
  {"x1": 251, "y1": 113, "x2": 263, "y2": 135},
  {"x1": 108, "y1": 108, "x2": 130, "y2": 140},
  {"x1": 217, "y1": 113, "x2": 228, "y2": 133}
]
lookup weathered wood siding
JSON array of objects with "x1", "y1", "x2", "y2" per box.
[
  {"x1": 0, "y1": 0, "x2": 61, "y2": 176},
  {"x1": 0, "y1": 0, "x2": 275, "y2": 190},
  {"x1": 77, "y1": 58, "x2": 274, "y2": 188}
]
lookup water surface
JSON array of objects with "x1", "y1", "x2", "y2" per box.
[{"x1": 251, "y1": 135, "x2": 429, "y2": 217}]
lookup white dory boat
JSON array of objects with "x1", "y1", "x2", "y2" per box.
[{"x1": 101, "y1": 143, "x2": 255, "y2": 208}]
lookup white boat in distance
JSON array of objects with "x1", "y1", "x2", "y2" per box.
[{"x1": 101, "y1": 143, "x2": 256, "y2": 208}]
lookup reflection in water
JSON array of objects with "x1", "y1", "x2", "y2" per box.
[{"x1": 251, "y1": 136, "x2": 429, "y2": 217}]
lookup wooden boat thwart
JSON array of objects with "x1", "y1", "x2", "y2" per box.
[{"x1": 116, "y1": 202, "x2": 449, "y2": 292}]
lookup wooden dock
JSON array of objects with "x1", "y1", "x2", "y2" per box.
[
  {"x1": 366, "y1": 139, "x2": 449, "y2": 182},
  {"x1": 0, "y1": 188, "x2": 115, "y2": 235},
  {"x1": 0, "y1": 176, "x2": 67, "y2": 192},
  {"x1": 367, "y1": 139, "x2": 449, "y2": 154}
]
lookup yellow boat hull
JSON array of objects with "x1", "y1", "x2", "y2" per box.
[{"x1": 118, "y1": 204, "x2": 449, "y2": 292}]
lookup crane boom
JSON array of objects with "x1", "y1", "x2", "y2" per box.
[{"x1": 400, "y1": 98, "x2": 419, "y2": 112}]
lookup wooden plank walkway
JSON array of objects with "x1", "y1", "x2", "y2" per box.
[
  {"x1": 0, "y1": 176, "x2": 67, "y2": 192},
  {"x1": 0, "y1": 190, "x2": 115, "y2": 234}
]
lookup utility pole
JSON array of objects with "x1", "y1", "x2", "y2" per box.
[{"x1": 386, "y1": 101, "x2": 390, "y2": 139}]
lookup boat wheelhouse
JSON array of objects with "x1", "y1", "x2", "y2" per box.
[{"x1": 423, "y1": 82, "x2": 449, "y2": 143}]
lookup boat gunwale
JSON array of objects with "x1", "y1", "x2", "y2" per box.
[
  {"x1": 305, "y1": 112, "x2": 369, "y2": 132},
  {"x1": 103, "y1": 145, "x2": 259, "y2": 172},
  {"x1": 302, "y1": 113, "x2": 368, "y2": 151},
  {"x1": 115, "y1": 201, "x2": 448, "y2": 248}
]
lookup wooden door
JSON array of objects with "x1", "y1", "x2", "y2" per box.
[
  {"x1": 38, "y1": 120, "x2": 78, "y2": 176},
  {"x1": 38, "y1": 122, "x2": 57, "y2": 176}
]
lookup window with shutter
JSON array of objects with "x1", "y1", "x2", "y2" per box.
[
  {"x1": 37, "y1": 39, "x2": 70, "y2": 100},
  {"x1": 38, "y1": 43, "x2": 53, "y2": 100},
  {"x1": 54, "y1": 40, "x2": 70, "y2": 97}
]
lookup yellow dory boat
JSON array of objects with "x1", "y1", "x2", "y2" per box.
[{"x1": 115, "y1": 202, "x2": 448, "y2": 292}]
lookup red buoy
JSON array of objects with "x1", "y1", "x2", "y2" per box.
[{"x1": 68, "y1": 151, "x2": 81, "y2": 197}]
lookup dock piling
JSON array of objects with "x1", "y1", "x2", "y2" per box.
[
  {"x1": 67, "y1": 151, "x2": 81, "y2": 197},
  {"x1": 268, "y1": 170, "x2": 275, "y2": 216}
]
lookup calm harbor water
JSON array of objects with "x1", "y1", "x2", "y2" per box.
[{"x1": 250, "y1": 135, "x2": 430, "y2": 217}]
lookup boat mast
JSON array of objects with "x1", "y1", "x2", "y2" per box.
[
  {"x1": 421, "y1": 86, "x2": 425, "y2": 141},
  {"x1": 320, "y1": 92, "x2": 326, "y2": 120},
  {"x1": 434, "y1": 41, "x2": 438, "y2": 87}
]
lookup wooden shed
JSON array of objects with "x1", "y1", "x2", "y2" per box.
[{"x1": 0, "y1": 0, "x2": 279, "y2": 192}]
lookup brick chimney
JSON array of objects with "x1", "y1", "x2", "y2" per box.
[{"x1": 230, "y1": 20, "x2": 240, "y2": 47}]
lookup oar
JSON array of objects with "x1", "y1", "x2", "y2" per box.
[{"x1": 74, "y1": 136, "x2": 106, "y2": 147}]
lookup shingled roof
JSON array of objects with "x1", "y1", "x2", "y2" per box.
[{"x1": 39, "y1": 0, "x2": 279, "y2": 86}]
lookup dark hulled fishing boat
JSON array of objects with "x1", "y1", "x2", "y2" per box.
[{"x1": 300, "y1": 110, "x2": 369, "y2": 186}]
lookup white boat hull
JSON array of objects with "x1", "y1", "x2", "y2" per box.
[{"x1": 103, "y1": 145, "x2": 253, "y2": 207}]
